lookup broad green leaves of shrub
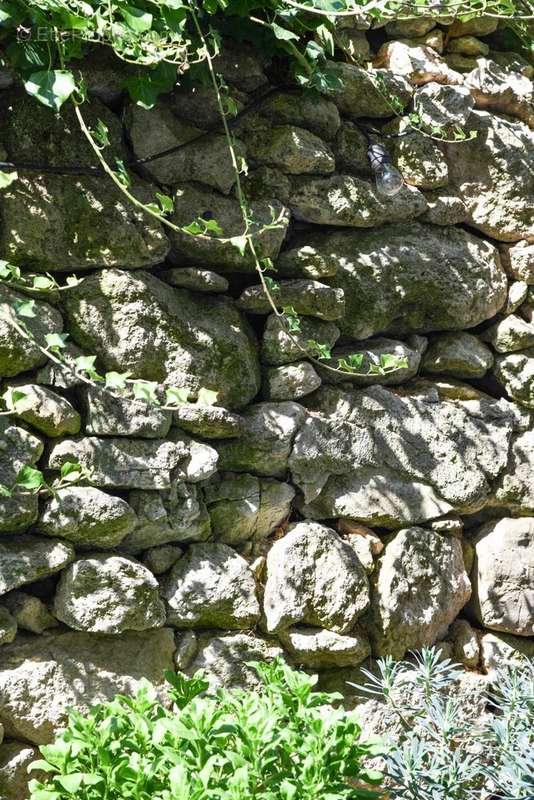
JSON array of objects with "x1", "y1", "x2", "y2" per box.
[{"x1": 28, "y1": 659, "x2": 384, "y2": 800}]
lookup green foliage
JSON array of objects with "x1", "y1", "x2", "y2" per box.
[
  {"x1": 354, "y1": 647, "x2": 534, "y2": 800},
  {"x1": 28, "y1": 659, "x2": 384, "y2": 800}
]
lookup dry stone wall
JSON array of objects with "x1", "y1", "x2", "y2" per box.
[{"x1": 1, "y1": 15, "x2": 534, "y2": 798}]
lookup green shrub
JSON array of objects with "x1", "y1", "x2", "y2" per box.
[
  {"x1": 356, "y1": 647, "x2": 534, "y2": 800},
  {"x1": 29, "y1": 659, "x2": 383, "y2": 800}
]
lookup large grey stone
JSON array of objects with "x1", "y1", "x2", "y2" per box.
[
  {"x1": 0, "y1": 741, "x2": 41, "y2": 800},
  {"x1": 261, "y1": 314, "x2": 340, "y2": 366},
  {"x1": 278, "y1": 626, "x2": 371, "y2": 669},
  {"x1": 0, "y1": 536, "x2": 74, "y2": 597},
  {"x1": 495, "y1": 429, "x2": 534, "y2": 515},
  {"x1": 168, "y1": 183, "x2": 290, "y2": 272},
  {"x1": 385, "y1": 18, "x2": 436, "y2": 37},
  {"x1": 263, "y1": 361, "x2": 322, "y2": 400},
  {"x1": 173, "y1": 405, "x2": 243, "y2": 439},
  {"x1": 0, "y1": 92, "x2": 168, "y2": 271},
  {"x1": 447, "y1": 36, "x2": 489, "y2": 57},
  {"x1": 443, "y1": 111, "x2": 534, "y2": 242},
  {"x1": 215, "y1": 401, "x2": 306, "y2": 478},
  {"x1": 387, "y1": 119, "x2": 449, "y2": 189},
  {"x1": 263, "y1": 521, "x2": 369, "y2": 634},
  {"x1": 122, "y1": 483, "x2": 210, "y2": 552},
  {"x1": 420, "y1": 188, "x2": 468, "y2": 226},
  {"x1": 290, "y1": 384, "x2": 516, "y2": 527},
  {"x1": 448, "y1": 16, "x2": 498, "y2": 37},
  {"x1": 35, "y1": 487, "x2": 136, "y2": 548},
  {"x1": 244, "y1": 125, "x2": 335, "y2": 175},
  {"x1": 412, "y1": 82, "x2": 475, "y2": 129},
  {"x1": 81, "y1": 386, "x2": 172, "y2": 438},
  {"x1": 0, "y1": 417, "x2": 42, "y2": 534},
  {"x1": 0, "y1": 286, "x2": 63, "y2": 377},
  {"x1": 369, "y1": 527, "x2": 471, "y2": 658},
  {"x1": 237, "y1": 279, "x2": 345, "y2": 321},
  {"x1": 482, "y1": 314, "x2": 534, "y2": 353},
  {"x1": 480, "y1": 631, "x2": 534, "y2": 675},
  {"x1": 465, "y1": 59, "x2": 534, "y2": 128},
  {"x1": 422, "y1": 332, "x2": 493, "y2": 378},
  {"x1": 331, "y1": 64, "x2": 413, "y2": 118},
  {"x1": 4, "y1": 384, "x2": 80, "y2": 438},
  {"x1": 0, "y1": 608, "x2": 16, "y2": 646},
  {"x1": 45, "y1": 432, "x2": 218, "y2": 489},
  {"x1": 163, "y1": 543, "x2": 260, "y2": 629},
  {"x1": 0, "y1": 628, "x2": 175, "y2": 743},
  {"x1": 253, "y1": 91, "x2": 341, "y2": 140},
  {"x1": 53, "y1": 554, "x2": 166, "y2": 634},
  {"x1": 289, "y1": 174, "x2": 427, "y2": 227},
  {"x1": 493, "y1": 348, "x2": 534, "y2": 408},
  {"x1": 3, "y1": 591, "x2": 57, "y2": 634},
  {"x1": 298, "y1": 223, "x2": 506, "y2": 339},
  {"x1": 160, "y1": 267, "x2": 229, "y2": 294},
  {"x1": 376, "y1": 42, "x2": 463, "y2": 86},
  {"x1": 469, "y1": 517, "x2": 534, "y2": 636},
  {"x1": 61, "y1": 269, "x2": 260, "y2": 409},
  {"x1": 186, "y1": 633, "x2": 284, "y2": 691},
  {"x1": 204, "y1": 472, "x2": 294, "y2": 544}
]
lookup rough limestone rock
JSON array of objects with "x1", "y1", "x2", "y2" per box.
[
  {"x1": 447, "y1": 36, "x2": 489, "y2": 57},
  {"x1": 204, "y1": 473, "x2": 294, "y2": 544},
  {"x1": 318, "y1": 335, "x2": 426, "y2": 387},
  {"x1": 447, "y1": 619, "x2": 480, "y2": 669},
  {"x1": 291, "y1": 385, "x2": 516, "y2": 527},
  {"x1": 482, "y1": 314, "x2": 534, "y2": 353},
  {"x1": 125, "y1": 103, "x2": 243, "y2": 193},
  {"x1": 413, "y1": 83, "x2": 475, "y2": 130},
  {"x1": 448, "y1": 15, "x2": 498, "y2": 37},
  {"x1": 493, "y1": 348, "x2": 534, "y2": 408},
  {"x1": 0, "y1": 417, "x2": 42, "y2": 534},
  {"x1": 168, "y1": 183, "x2": 290, "y2": 272},
  {"x1": 142, "y1": 545, "x2": 183, "y2": 575},
  {"x1": 54, "y1": 554, "x2": 166, "y2": 634},
  {"x1": 263, "y1": 522, "x2": 369, "y2": 634},
  {"x1": 387, "y1": 119, "x2": 449, "y2": 189},
  {"x1": 186, "y1": 633, "x2": 284, "y2": 690},
  {"x1": 0, "y1": 608, "x2": 16, "y2": 646},
  {"x1": 376, "y1": 42, "x2": 463, "y2": 86},
  {"x1": 489, "y1": 50, "x2": 533, "y2": 79},
  {"x1": 398, "y1": 29, "x2": 445, "y2": 54},
  {"x1": 81, "y1": 386, "x2": 172, "y2": 438},
  {"x1": 0, "y1": 628, "x2": 175, "y2": 743},
  {"x1": 244, "y1": 125, "x2": 335, "y2": 175},
  {"x1": 35, "y1": 487, "x2": 137, "y2": 548},
  {"x1": 504, "y1": 281, "x2": 528, "y2": 315},
  {"x1": 160, "y1": 267, "x2": 229, "y2": 294},
  {"x1": 480, "y1": 631, "x2": 534, "y2": 674},
  {"x1": 215, "y1": 402, "x2": 306, "y2": 478},
  {"x1": 469, "y1": 517, "x2": 534, "y2": 636},
  {"x1": 0, "y1": 741, "x2": 42, "y2": 800},
  {"x1": 465, "y1": 59, "x2": 534, "y2": 128},
  {"x1": 237, "y1": 279, "x2": 345, "y2": 321},
  {"x1": 0, "y1": 94, "x2": 168, "y2": 271},
  {"x1": 4, "y1": 384, "x2": 80, "y2": 438},
  {"x1": 261, "y1": 314, "x2": 340, "y2": 366},
  {"x1": 331, "y1": 64, "x2": 413, "y2": 118},
  {"x1": 242, "y1": 166, "x2": 291, "y2": 204},
  {"x1": 298, "y1": 223, "x2": 507, "y2": 339},
  {"x1": 385, "y1": 18, "x2": 436, "y2": 37},
  {"x1": 163, "y1": 543, "x2": 260, "y2": 629},
  {"x1": 3, "y1": 591, "x2": 57, "y2": 634},
  {"x1": 332, "y1": 121, "x2": 370, "y2": 177},
  {"x1": 173, "y1": 405, "x2": 244, "y2": 440},
  {"x1": 169, "y1": 81, "x2": 248, "y2": 128},
  {"x1": 495, "y1": 430, "x2": 534, "y2": 515},
  {"x1": 0, "y1": 286, "x2": 63, "y2": 378},
  {"x1": 421, "y1": 189, "x2": 468, "y2": 226},
  {"x1": 45, "y1": 432, "x2": 218, "y2": 489},
  {"x1": 278, "y1": 626, "x2": 371, "y2": 669},
  {"x1": 123, "y1": 484, "x2": 210, "y2": 551},
  {"x1": 289, "y1": 175, "x2": 427, "y2": 227},
  {"x1": 0, "y1": 536, "x2": 74, "y2": 596},
  {"x1": 369, "y1": 527, "x2": 471, "y2": 658},
  {"x1": 263, "y1": 362, "x2": 322, "y2": 401},
  {"x1": 443, "y1": 111, "x2": 534, "y2": 242},
  {"x1": 61, "y1": 269, "x2": 260, "y2": 409},
  {"x1": 254, "y1": 90, "x2": 341, "y2": 140},
  {"x1": 422, "y1": 332, "x2": 494, "y2": 378}
]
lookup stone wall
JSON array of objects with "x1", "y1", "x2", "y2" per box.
[{"x1": 1, "y1": 14, "x2": 534, "y2": 798}]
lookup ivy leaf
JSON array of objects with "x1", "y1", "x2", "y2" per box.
[
  {"x1": 230, "y1": 235, "x2": 248, "y2": 256},
  {"x1": 133, "y1": 381, "x2": 160, "y2": 404},
  {"x1": 114, "y1": 159, "x2": 131, "y2": 188},
  {"x1": 59, "y1": 461, "x2": 83, "y2": 482},
  {"x1": 45, "y1": 332, "x2": 69, "y2": 351},
  {"x1": 0, "y1": 260, "x2": 20, "y2": 280},
  {"x1": 197, "y1": 387, "x2": 218, "y2": 406},
  {"x1": 124, "y1": 62, "x2": 177, "y2": 109},
  {"x1": 121, "y1": 6, "x2": 153, "y2": 32},
  {"x1": 380, "y1": 354, "x2": 408, "y2": 372},
  {"x1": 0, "y1": 169, "x2": 17, "y2": 189},
  {"x1": 13, "y1": 298, "x2": 36, "y2": 317},
  {"x1": 271, "y1": 22, "x2": 299, "y2": 41},
  {"x1": 3, "y1": 387, "x2": 27, "y2": 411},
  {"x1": 92, "y1": 119, "x2": 110, "y2": 149},
  {"x1": 24, "y1": 70, "x2": 77, "y2": 113},
  {"x1": 32, "y1": 275, "x2": 57, "y2": 290},
  {"x1": 156, "y1": 193, "x2": 174, "y2": 213},
  {"x1": 15, "y1": 465, "x2": 45, "y2": 491},
  {"x1": 0, "y1": 483, "x2": 12, "y2": 497},
  {"x1": 105, "y1": 371, "x2": 132, "y2": 391},
  {"x1": 74, "y1": 355, "x2": 103, "y2": 381},
  {"x1": 165, "y1": 386, "x2": 190, "y2": 405}
]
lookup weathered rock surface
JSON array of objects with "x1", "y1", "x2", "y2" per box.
[
  {"x1": 163, "y1": 543, "x2": 260, "y2": 629},
  {"x1": 35, "y1": 487, "x2": 136, "y2": 548},
  {"x1": 376, "y1": 42, "x2": 463, "y2": 86},
  {"x1": 54, "y1": 554, "x2": 166, "y2": 634},
  {"x1": 244, "y1": 125, "x2": 335, "y2": 175},
  {"x1": 0, "y1": 417, "x2": 42, "y2": 534},
  {"x1": 421, "y1": 189, "x2": 468, "y2": 225},
  {"x1": 263, "y1": 522, "x2": 369, "y2": 634},
  {"x1": 412, "y1": 83, "x2": 475, "y2": 129},
  {"x1": 480, "y1": 631, "x2": 534, "y2": 674},
  {"x1": 422, "y1": 332, "x2": 493, "y2": 378},
  {"x1": 278, "y1": 626, "x2": 371, "y2": 669},
  {"x1": 443, "y1": 111, "x2": 534, "y2": 242},
  {"x1": 0, "y1": 628, "x2": 175, "y2": 743},
  {"x1": 61, "y1": 269, "x2": 260, "y2": 409},
  {"x1": 331, "y1": 64, "x2": 412, "y2": 118},
  {"x1": 45, "y1": 432, "x2": 218, "y2": 489},
  {"x1": 493, "y1": 348, "x2": 534, "y2": 408},
  {"x1": 123, "y1": 484, "x2": 210, "y2": 551},
  {"x1": 160, "y1": 267, "x2": 229, "y2": 294},
  {"x1": 261, "y1": 314, "x2": 340, "y2": 366},
  {"x1": 447, "y1": 36, "x2": 489, "y2": 57},
  {"x1": 495, "y1": 429, "x2": 534, "y2": 515},
  {"x1": 215, "y1": 402, "x2": 306, "y2": 478},
  {"x1": 173, "y1": 405, "x2": 243, "y2": 439},
  {"x1": 287, "y1": 223, "x2": 507, "y2": 339},
  {"x1": 469, "y1": 517, "x2": 534, "y2": 636},
  {"x1": 0, "y1": 536, "x2": 74, "y2": 596},
  {"x1": 254, "y1": 91, "x2": 341, "y2": 140},
  {"x1": 186, "y1": 633, "x2": 284, "y2": 690},
  {"x1": 237, "y1": 279, "x2": 345, "y2": 321},
  {"x1": 500, "y1": 241, "x2": 534, "y2": 283},
  {"x1": 447, "y1": 619, "x2": 480, "y2": 669},
  {"x1": 204, "y1": 472, "x2": 294, "y2": 544},
  {"x1": 448, "y1": 16, "x2": 498, "y2": 37},
  {"x1": 465, "y1": 59, "x2": 534, "y2": 128},
  {"x1": 168, "y1": 183, "x2": 290, "y2": 272},
  {"x1": 319, "y1": 335, "x2": 426, "y2": 386},
  {"x1": 3, "y1": 591, "x2": 57, "y2": 634},
  {"x1": 0, "y1": 608, "x2": 16, "y2": 646},
  {"x1": 263, "y1": 361, "x2": 322, "y2": 400},
  {"x1": 0, "y1": 741, "x2": 41, "y2": 800},
  {"x1": 369, "y1": 527, "x2": 471, "y2": 658},
  {"x1": 142, "y1": 545, "x2": 183, "y2": 575},
  {"x1": 3, "y1": 384, "x2": 80, "y2": 438},
  {"x1": 81, "y1": 386, "x2": 172, "y2": 438},
  {"x1": 482, "y1": 314, "x2": 534, "y2": 353},
  {"x1": 291, "y1": 385, "x2": 516, "y2": 527},
  {"x1": 0, "y1": 286, "x2": 63, "y2": 378},
  {"x1": 389, "y1": 122, "x2": 449, "y2": 189}
]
